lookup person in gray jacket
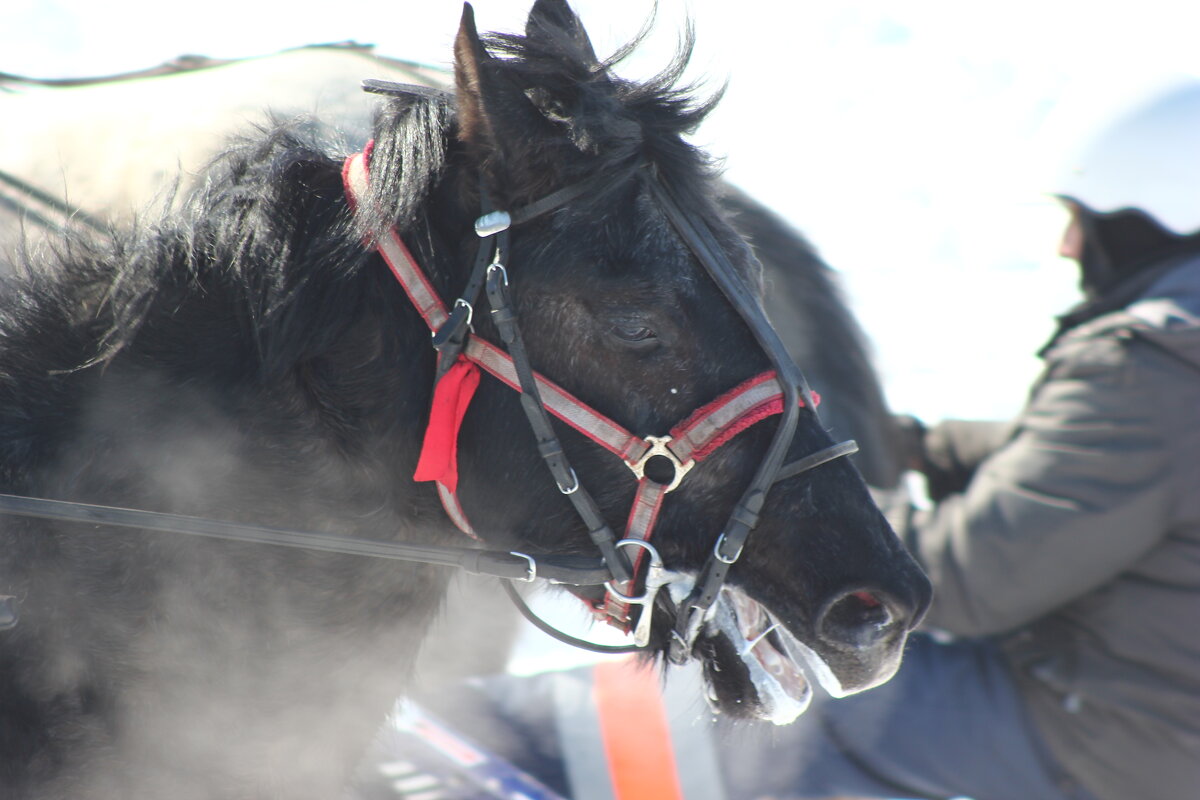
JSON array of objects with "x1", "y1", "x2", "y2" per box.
[
  {"x1": 719, "y1": 77, "x2": 1200, "y2": 800},
  {"x1": 361, "y1": 78, "x2": 1200, "y2": 800}
]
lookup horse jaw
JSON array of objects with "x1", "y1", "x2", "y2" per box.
[{"x1": 665, "y1": 576, "x2": 886, "y2": 725}]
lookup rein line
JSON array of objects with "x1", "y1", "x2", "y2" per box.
[
  {"x1": 0, "y1": 492, "x2": 613, "y2": 585},
  {"x1": 0, "y1": 168, "x2": 109, "y2": 239}
]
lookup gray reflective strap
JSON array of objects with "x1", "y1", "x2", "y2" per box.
[
  {"x1": 662, "y1": 662, "x2": 729, "y2": 800},
  {"x1": 551, "y1": 669, "x2": 616, "y2": 800}
]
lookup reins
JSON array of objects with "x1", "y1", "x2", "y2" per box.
[
  {"x1": 0, "y1": 168, "x2": 109, "y2": 239},
  {"x1": 0, "y1": 492, "x2": 610, "y2": 584}
]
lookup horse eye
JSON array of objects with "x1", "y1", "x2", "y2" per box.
[{"x1": 609, "y1": 323, "x2": 658, "y2": 347}]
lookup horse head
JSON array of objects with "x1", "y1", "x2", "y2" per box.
[{"x1": 362, "y1": 0, "x2": 932, "y2": 724}]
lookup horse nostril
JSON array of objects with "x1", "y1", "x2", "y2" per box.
[
  {"x1": 816, "y1": 589, "x2": 900, "y2": 650},
  {"x1": 850, "y1": 590, "x2": 882, "y2": 609}
]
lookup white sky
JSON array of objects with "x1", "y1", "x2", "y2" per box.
[{"x1": 7, "y1": 0, "x2": 1200, "y2": 422}]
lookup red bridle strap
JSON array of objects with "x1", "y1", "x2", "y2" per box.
[
  {"x1": 342, "y1": 150, "x2": 814, "y2": 634},
  {"x1": 599, "y1": 370, "x2": 819, "y2": 632}
]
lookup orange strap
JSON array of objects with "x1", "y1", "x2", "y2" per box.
[{"x1": 592, "y1": 658, "x2": 684, "y2": 800}]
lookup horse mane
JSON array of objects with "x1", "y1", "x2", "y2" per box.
[
  {"x1": 0, "y1": 125, "x2": 388, "y2": 490},
  {"x1": 4, "y1": 9, "x2": 734, "y2": 415}
]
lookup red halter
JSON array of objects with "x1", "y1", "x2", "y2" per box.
[{"x1": 343, "y1": 150, "x2": 816, "y2": 637}]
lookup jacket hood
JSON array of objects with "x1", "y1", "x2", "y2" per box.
[
  {"x1": 1048, "y1": 250, "x2": 1200, "y2": 350},
  {"x1": 1125, "y1": 252, "x2": 1200, "y2": 371}
]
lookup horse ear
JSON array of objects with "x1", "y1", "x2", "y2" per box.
[
  {"x1": 452, "y1": 2, "x2": 587, "y2": 194},
  {"x1": 522, "y1": 1, "x2": 641, "y2": 157},
  {"x1": 525, "y1": 0, "x2": 599, "y2": 65},
  {"x1": 453, "y1": 3, "x2": 555, "y2": 181},
  {"x1": 453, "y1": 2, "x2": 635, "y2": 194},
  {"x1": 453, "y1": 3, "x2": 499, "y2": 157}
]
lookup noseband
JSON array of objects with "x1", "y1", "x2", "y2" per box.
[{"x1": 343, "y1": 116, "x2": 858, "y2": 660}]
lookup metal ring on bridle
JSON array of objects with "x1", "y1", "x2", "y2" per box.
[
  {"x1": 453, "y1": 298, "x2": 473, "y2": 328},
  {"x1": 486, "y1": 262, "x2": 508, "y2": 285},
  {"x1": 603, "y1": 539, "x2": 664, "y2": 603},
  {"x1": 626, "y1": 435, "x2": 695, "y2": 493}
]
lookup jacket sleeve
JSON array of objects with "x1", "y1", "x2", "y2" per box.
[{"x1": 906, "y1": 328, "x2": 1173, "y2": 636}]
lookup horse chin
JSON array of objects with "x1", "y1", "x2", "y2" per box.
[{"x1": 668, "y1": 580, "x2": 837, "y2": 725}]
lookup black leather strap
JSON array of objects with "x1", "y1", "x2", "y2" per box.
[
  {"x1": 431, "y1": 191, "x2": 498, "y2": 377},
  {"x1": 484, "y1": 256, "x2": 633, "y2": 583}
]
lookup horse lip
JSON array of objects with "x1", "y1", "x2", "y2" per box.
[
  {"x1": 663, "y1": 573, "x2": 908, "y2": 718},
  {"x1": 665, "y1": 576, "x2": 814, "y2": 725}
]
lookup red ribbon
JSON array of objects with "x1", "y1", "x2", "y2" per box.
[{"x1": 413, "y1": 356, "x2": 481, "y2": 493}]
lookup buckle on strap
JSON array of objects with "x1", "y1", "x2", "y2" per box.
[
  {"x1": 626, "y1": 435, "x2": 695, "y2": 493},
  {"x1": 713, "y1": 532, "x2": 743, "y2": 565}
]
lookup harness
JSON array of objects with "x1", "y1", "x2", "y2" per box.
[
  {"x1": 342, "y1": 114, "x2": 858, "y2": 660},
  {"x1": 0, "y1": 91, "x2": 858, "y2": 662}
]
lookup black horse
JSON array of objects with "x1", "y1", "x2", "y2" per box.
[{"x1": 0, "y1": 2, "x2": 929, "y2": 798}]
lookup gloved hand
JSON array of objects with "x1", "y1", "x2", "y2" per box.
[
  {"x1": 891, "y1": 414, "x2": 929, "y2": 472},
  {"x1": 892, "y1": 415, "x2": 1011, "y2": 503}
]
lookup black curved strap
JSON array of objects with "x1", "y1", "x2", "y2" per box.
[
  {"x1": 431, "y1": 188, "x2": 500, "y2": 376},
  {"x1": 646, "y1": 175, "x2": 816, "y2": 662},
  {"x1": 362, "y1": 79, "x2": 451, "y2": 102},
  {"x1": 645, "y1": 176, "x2": 817, "y2": 408},
  {"x1": 775, "y1": 440, "x2": 859, "y2": 484},
  {"x1": 501, "y1": 580, "x2": 645, "y2": 655},
  {"x1": 506, "y1": 171, "x2": 609, "y2": 226}
]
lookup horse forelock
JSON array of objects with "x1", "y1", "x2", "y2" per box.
[
  {"x1": 479, "y1": 14, "x2": 724, "y2": 201},
  {"x1": 356, "y1": 11, "x2": 742, "y2": 296}
]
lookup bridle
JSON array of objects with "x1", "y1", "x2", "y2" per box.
[
  {"x1": 342, "y1": 83, "x2": 859, "y2": 661},
  {"x1": 0, "y1": 82, "x2": 859, "y2": 662}
]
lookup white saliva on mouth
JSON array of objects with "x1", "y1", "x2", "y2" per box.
[
  {"x1": 665, "y1": 576, "x2": 843, "y2": 726},
  {"x1": 713, "y1": 585, "x2": 812, "y2": 725},
  {"x1": 777, "y1": 635, "x2": 854, "y2": 699}
]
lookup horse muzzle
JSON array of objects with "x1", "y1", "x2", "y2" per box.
[{"x1": 666, "y1": 573, "x2": 922, "y2": 725}]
